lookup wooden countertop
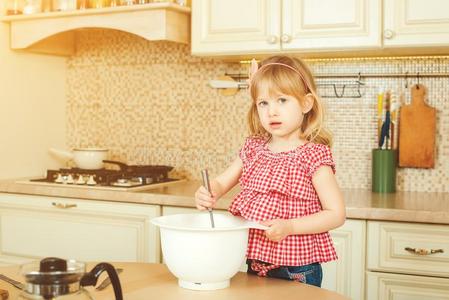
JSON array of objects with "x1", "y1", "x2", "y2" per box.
[
  {"x1": 1, "y1": 179, "x2": 448, "y2": 225},
  {"x1": 0, "y1": 262, "x2": 348, "y2": 300}
]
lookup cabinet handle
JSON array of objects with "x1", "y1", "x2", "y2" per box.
[
  {"x1": 404, "y1": 247, "x2": 444, "y2": 255},
  {"x1": 52, "y1": 202, "x2": 77, "y2": 209},
  {"x1": 281, "y1": 34, "x2": 291, "y2": 43},
  {"x1": 266, "y1": 35, "x2": 278, "y2": 44},
  {"x1": 383, "y1": 29, "x2": 394, "y2": 39}
]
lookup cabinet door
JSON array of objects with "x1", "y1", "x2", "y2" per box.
[
  {"x1": 191, "y1": 0, "x2": 281, "y2": 55},
  {"x1": 366, "y1": 271, "x2": 449, "y2": 300},
  {"x1": 384, "y1": 0, "x2": 449, "y2": 47},
  {"x1": 321, "y1": 219, "x2": 366, "y2": 300},
  {"x1": 0, "y1": 193, "x2": 161, "y2": 265},
  {"x1": 282, "y1": 0, "x2": 381, "y2": 51}
]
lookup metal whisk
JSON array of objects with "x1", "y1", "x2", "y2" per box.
[{"x1": 201, "y1": 169, "x2": 215, "y2": 228}]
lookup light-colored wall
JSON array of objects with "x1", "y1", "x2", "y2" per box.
[
  {"x1": 66, "y1": 29, "x2": 449, "y2": 193},
  {"x1": 0, "y1": 5, "x2": 67, "y2": 179}
]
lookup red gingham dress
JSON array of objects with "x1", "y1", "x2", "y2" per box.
[{"x1": 229, "y1": 136, "x2": 338, "y2": 267}]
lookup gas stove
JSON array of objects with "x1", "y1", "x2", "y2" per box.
[{"x1": 18, "y1": 160, "x2": 181, "y2": 191}]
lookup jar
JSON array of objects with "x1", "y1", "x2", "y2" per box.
[
  {"x1": 52, "y1": 0, "x2": 76, "y2": 11},
  {"x1": 22, "y1": 0, "x2": 41, "y2": 14},
  {"x1": 78, "y1": 0, "x2": 87, "y2": 9},
  {"x1": 89, "y1": 0, "x2": 111, "y2": 8},
  {"x1": 41, "y1": 0, "x2": 52, "y2": 12},
  {"x1": 120, "y1": 0, "x2": 134, "y2": 5},
  {"x1": 5, "y1": 0, "x2": 24, "y2": 15}
]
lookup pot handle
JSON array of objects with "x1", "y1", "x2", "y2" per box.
[
  {"x1": 80, "y1": 263, "x2": 123, "y2": 300},
  {"x1": 103, "y1": 160, "x2": 129, "y2": 171}
]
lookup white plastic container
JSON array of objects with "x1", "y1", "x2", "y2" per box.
[{"x1": 151, "y1": 213, "x2": 267, "y2": 291}]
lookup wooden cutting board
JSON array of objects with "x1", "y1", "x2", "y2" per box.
[
  {"x1": 0, "y1": 289, "x2": 8, "y2": 300},
  {"x1": 399, "y1": 84, "x2": 436, "y2": 168}
]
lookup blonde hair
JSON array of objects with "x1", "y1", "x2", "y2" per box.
[{"x1": 247, "y1": 55, "x2": 332, "y2": 147}]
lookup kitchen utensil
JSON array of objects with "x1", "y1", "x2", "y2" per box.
[
  {"x1": 0, "y1": 274, "x2": 24, "y2": 290},
  {"x1": 209, "y1": 76, "x2": 247, "y2": 96},
  {"x1": 208, "y1": 79, "x2": 248, "y2": 89},
  {"x1": 378, "y1": 111, "x2": 390, "y2": 149},
  {"x1": 49, "y1": 148, "x2": 109, "y2": 170},
  {"x1": 390, "y1": 91, "x2": 399, "y2": 150},
  {"x1": 18, "y1": 257, "x2": 123, "y2": 300},
  {"x1": 377, "y1": 91, "x2": 383, "y2": 145},
  {"x1": 398, "y1": 84, "x2": 436, "y2": 168},
  {"x1": 96, "y1": 268, "x2": 123, "y2": 291},
  {"x1": 200, "y1": 169, "x2": 215, "y2": 228},
  {"x1": 151, "y1": 213, "x2": 268, "y2": 291}
]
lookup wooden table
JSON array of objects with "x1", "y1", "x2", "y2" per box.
[{"x1": 0, "y1": 262, "x2": 349, "y2": 300}]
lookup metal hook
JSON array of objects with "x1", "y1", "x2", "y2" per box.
[
  {"x1": 356, "y1": 82, "x2": 363, "y2": 98},
  {"x1": 404, "y1": 71, "x2": 409, "y2": 89},
  {"x1": 333, "y1": 84, "x2": 345, "y2": 98}
]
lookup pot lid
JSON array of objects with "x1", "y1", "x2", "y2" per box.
[{"x1": 21, "y1": 257, "x2": 85, "y2": 285}]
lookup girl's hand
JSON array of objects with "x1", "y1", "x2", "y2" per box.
[
  {"x1": 261, "y1": 219, "x2": 294, "y2": 242},
  {"x1": 194, "y1": 185, "x2": 216, "y2": 211}
]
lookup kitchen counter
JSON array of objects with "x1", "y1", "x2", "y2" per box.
[
  {"x1": 0, "y1": 179, "x2": 448, "y2": 225},
  {"x1": 0, "y1": 262, "x2": 349, "y2": 300}
]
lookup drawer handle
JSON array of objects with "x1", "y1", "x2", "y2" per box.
[
  {"x1": 52, "y1": 202, "x2": 77, "y2": 209},
  {"x1": 404, "y1": 247, "x2": 444, "y2": 255}
]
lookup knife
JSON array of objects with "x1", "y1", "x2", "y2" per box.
[
  {"x1": 0, "y1": 274, "x2": 24, "y2": 290},
  {"x1": 95, "y1": 268, "x2": 123, "y2": 291}
]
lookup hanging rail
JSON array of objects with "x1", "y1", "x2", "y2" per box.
[
  {"x1": 224, "y1": 71, "x2": 449, "y2": 80},
  {"x1": 211, "y1": 71, "x2": 449, "y2": 98}
]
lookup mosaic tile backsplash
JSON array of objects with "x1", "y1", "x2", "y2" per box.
[{"x1": 67, "y1": 29, "x2": 449, "y2": 192}]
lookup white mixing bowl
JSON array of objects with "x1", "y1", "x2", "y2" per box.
[{"x1": 151, "y1": 213, "x2": 267, "y2": 290}]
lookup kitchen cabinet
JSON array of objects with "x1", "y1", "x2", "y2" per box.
[
  {"x1": 191, "y1": 0, "x2": 381, "y2": 56},
  {"x1": 383, "y1": 0, "x2": 449, "y2": 47},
  {"x1": 192, "y1": 0, "x2": 449, "y2": 57},
  {"x1": 0, "y1": 2, "x2": 190, "y2": 56},
  {"x1": 162, "y1": 206, "x2": 365, "y2": 299},
  {"x1": 0, "y1": 193, "x2": 161, "y2": 266},
  {"x1": 322, "y1": 219, "x2": 366, "y2": 300},
  {"x1": 366, "y1": 221, "x2": 449, "y2": 299}
]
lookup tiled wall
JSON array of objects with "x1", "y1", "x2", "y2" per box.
[{"x1": 67, "y1": 29, "x2": 449, "y2": 192}]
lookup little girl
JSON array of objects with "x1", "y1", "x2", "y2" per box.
[{"x1": 195, "y1": 55, "x2": 345, "y2": 287}]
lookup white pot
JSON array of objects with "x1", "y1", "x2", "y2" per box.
[
  {"x1": 49, "y1": 148, "x2": 109, "y2": 170},
  {"x1": 151, "y1": 213, "x2": 268, "y2": 291}
]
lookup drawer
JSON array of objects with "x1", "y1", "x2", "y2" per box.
[
  {"x1": 0, "y1": 193, "x2": 161, "y2": 263},
  {"x1": 366, "y1": 271, "x2": 449, "y2": 300},
  {"x1": 367, "y1": 221, "x2": 449, "y2": 278}
]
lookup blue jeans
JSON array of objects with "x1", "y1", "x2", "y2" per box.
[{"x1": 247, "y1": 260, "x2": 323, "y2": 287}]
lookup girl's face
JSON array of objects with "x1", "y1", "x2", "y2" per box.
[{"x1": 256, "y1": 86, "x2": 308, "y2": 141}]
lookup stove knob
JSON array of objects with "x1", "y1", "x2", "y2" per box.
[
  {"x1": 66, "y1": 174, "x2": 74, "y2": 184},
  {"x1": 54, "y1": 174, "x2": 63, "y2": 183},
  {"x1": 87, "y1": 175, "x2": 97, "y2": 186},
  {"x1": 76, "y1": 175, "x2": 86, "y2": 185}
]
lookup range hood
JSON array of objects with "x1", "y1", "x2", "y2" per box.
[{"x1": 0, "y1": 2, "x2": 190, "y2": 56}]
